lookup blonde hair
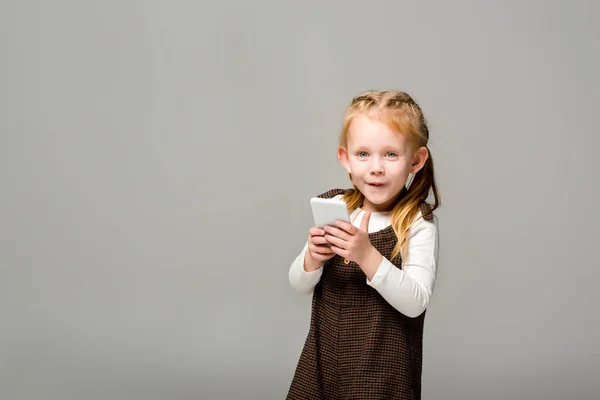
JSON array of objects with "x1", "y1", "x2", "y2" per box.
[{"x1": 338, "y1": 90, "x2": 441, "y2": 264}]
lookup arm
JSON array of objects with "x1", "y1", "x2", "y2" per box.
[
  {"x1": 288, "y1": 242, "x2": 324, "y2": 294},
  {"x1": 365, "y1": 215, "x2": 439, "y2": 317}
]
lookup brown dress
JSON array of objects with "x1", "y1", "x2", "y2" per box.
[{"x1": 286, "y1": 188, "x2": 431, "y2": 400}]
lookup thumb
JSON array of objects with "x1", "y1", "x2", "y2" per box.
[{"x1": 360, "y1": 211, "x2": 371, "y2": 232}]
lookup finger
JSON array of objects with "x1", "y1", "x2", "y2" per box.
[
  {"x1": 329, "y1": 245, "x2": 348, "y2": 258},
  {"x1": 333, "y1": 219, "x2": 357, "y2": 235},
  {"x1": 309, "y1": 245, "x2": 334, "y2": 256},
  {"x1": 323, "y1": 225, "x2": 351, "y2": 241},
  {"x1": 323, "y1": 234, "x2": 347, "y2": 250},
  {"x1": 360, "y1": 211, "x2": 372, "y2": 232},
  {"x1": 311, "y1": 235, "x2": 330, "y2": 246},
  {"x1": 309, "y1": 241, "x2": 334, "y2": 252},
  {"x1": 309, "y1": 227, "x2": 326, "y2": 236}
]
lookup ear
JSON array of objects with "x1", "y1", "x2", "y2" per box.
[
  {"x1": 410, "y1": 146, "x2": 429, "y2": 174},
  {"x1": 337, "y1": 146, "x2": 352, "y2": 174}
]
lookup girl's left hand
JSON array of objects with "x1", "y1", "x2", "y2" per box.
[{"x1": 323, "y1": 211, "x2": 374, "y2": 265}]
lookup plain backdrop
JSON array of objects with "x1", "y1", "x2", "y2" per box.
[{"x1": 1, "y1": 0, "x2": 599, "y2": 399}]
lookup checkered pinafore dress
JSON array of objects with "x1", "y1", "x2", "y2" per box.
[{"x1": 287, "y1": 188, "x2": 432, "y2": 400}]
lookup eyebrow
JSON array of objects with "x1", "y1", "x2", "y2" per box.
[{"x1": 352, "y1": 145, "x2": 403, "y2": 152}]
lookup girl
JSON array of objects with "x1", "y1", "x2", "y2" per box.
[{"x1": 287, "y1": 90, "x2": 440, "y2": 400}]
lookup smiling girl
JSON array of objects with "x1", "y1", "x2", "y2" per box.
[{"x1": 287, "y1": 90, "x2": 441, "y2": 400}]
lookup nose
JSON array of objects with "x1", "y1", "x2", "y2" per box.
[{"x1": 369, "y1": 158, "x2": 384, "y2": 175}]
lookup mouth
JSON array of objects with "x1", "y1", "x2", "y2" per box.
[{"x1": 367, "y1": 182, "x2": 385, "y2": 187}]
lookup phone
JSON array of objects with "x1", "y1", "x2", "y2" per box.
[{"x1": 310, "y1": 197, "x2": 350, "y2": 228}]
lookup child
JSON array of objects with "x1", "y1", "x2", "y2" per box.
[{"x1": 286, "y1": 90, "x2": 440, "y2": 400}]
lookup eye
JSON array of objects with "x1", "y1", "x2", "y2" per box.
[
  {"x1": 386, "y1": 152, "x2": 398, "y2": 158},
  {"x1": 356, "y1": 151, "x2": 368, "y2": 158}
]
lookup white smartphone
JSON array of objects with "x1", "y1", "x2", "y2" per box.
[{"x1": 310, "y1": 197, "x2": 350, "y2": 228}]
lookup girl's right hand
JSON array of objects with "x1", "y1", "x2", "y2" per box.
[{"x1": 304, "y1": 227, "x2": 336, "y2": 272}]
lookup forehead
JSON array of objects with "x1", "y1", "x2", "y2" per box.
[{"x1": 347, "y1": 113, "x2": 410, "y2": 148}]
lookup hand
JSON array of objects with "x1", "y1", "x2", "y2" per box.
[
  {"x1": 323, "y1": 211, "x2": 374, "y2": 266},
  {"x1": 304, "y1": 226, "x2": 336, "y2": 271}
]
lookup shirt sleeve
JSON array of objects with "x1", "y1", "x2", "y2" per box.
[
  {"x1": 288, "y1": 241, "x2": 324, "y2": 294},
  {"x1": 366, "y1": 214, "x2": 439, "y2": 318}
]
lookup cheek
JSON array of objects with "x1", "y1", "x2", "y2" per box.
[
  {"x1": 389, "y1": 162, "x2": 411, "y2": 178},
  {"x1": 349, "y1": 160, "x2": 366, "y2": 174}
]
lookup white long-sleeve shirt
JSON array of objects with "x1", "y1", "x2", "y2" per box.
[{"x1": 288, "y1": 195, "x2": 439, "y2": 318}]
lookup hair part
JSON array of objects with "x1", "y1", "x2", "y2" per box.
[{"x1": 339, "y1": 90, "x2": 441, "y2": 264}]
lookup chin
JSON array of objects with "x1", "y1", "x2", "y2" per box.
[
  {"x1": 362, "y1": 187, "x2": 402, "y2": 206},
  {"x1": 371, "y1": 197, "x2": 392, "y2": 206},
  {"x1": 363, "y1": 192, "x2": 392, "y2": 205}
]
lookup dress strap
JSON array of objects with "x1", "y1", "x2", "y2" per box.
[
  {"x1": 420, "y1": 202, "x2": 434, "y2": 221},
  {"x1": 316, "y1": 188, "x2": 349, "y2": 199}
]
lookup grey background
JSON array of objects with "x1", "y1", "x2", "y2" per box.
[{"x1": 1, "y1": 0, "x2": 599, "y2": 399}]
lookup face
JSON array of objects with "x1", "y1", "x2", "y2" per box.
[{"x1": 338, "y1": 113, "x2": 428, "y2": 212}]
